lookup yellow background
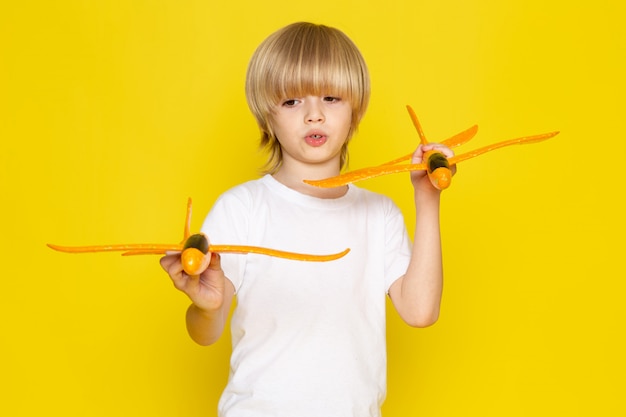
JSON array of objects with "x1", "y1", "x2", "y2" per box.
[{"x1": 2, "y1": 1, "x2": 624, "y2": 415}]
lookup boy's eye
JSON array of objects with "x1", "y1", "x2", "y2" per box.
[
  {"x1": 323, "y1": 96, "x2": 341, "y2": 103},
  {"x1": 282, "y1": 99, "x2": 298, "y2": 107}
]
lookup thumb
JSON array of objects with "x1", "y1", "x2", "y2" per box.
[{"x1": 411, "y1": 144, "x2": 426, "y2": 164}]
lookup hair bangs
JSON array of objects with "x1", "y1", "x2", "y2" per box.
[{"x1": 271, "y1": 44, "x2": 357, "y2": 105}]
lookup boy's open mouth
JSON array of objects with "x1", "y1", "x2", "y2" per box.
[{"x1": 305, "y1": 133, "x2": 327, "y2": 147}]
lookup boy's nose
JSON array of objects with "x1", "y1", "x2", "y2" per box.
[
  {"x1": 305, "y1": 100, "x2": 325, "y2": 123},
  {"x1": 307, "y1": 114, "x2": 324, "y2": 123}
]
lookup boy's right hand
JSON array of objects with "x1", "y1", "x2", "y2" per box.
[{"x1": 160, "y1": 251, "x2": 227, "y2": 313}]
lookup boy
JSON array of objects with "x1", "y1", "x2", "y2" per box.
[{"x1": 161, "y1": 22, "x2": 453, "y2": 417}]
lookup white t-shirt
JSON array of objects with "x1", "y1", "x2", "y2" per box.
[{"x1": 201, "y1": 175, "x2": 412, "y2": 417}]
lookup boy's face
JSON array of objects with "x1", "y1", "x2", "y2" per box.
[{"x1": 270, "y1": 95, "x2": 352, "y2": 169}]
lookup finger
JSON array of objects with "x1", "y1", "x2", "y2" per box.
[
  {"x1": 159, "y1": 254, "x2": 180, "y2": 274},
  {"x1": 168, "y1": 262, "x2": 195, "y2": 291},
  {"x1": 422, "y1": 144, "x2": 455, "y2": 158},
  {"x1": 450, "y1": 163, "x2": 458, "y2": 176},
  {"x1": 159, "y1": 254, "x2": 178, "y2": 272},
  {"x1": 411, "y1": 145, "x2": 426, "y2": 163},
  {"x1": 160, "y1": 254, "x2": 186, "y2": 282},
  {"x1": 207, "y1": 252, "x2": 221, "y2": 270}
]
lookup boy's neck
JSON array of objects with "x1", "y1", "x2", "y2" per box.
[{"x1": 272, "y1": 167, "x2": 348, "y2": 199}]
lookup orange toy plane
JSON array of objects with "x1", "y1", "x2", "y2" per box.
[
  {"x1": 48, "y1": 198, "x2": 350, "y2": 275},
  {"x1": 304, "y1": 105, "x2": 559, "y2": 190}
]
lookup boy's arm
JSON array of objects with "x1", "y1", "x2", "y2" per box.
[
  {"x1": 161, "y1": 252, "x2": 234, "y2": 345},
  {"x1": 388, "y1": 190, "x2": 443, "y2": 327},
  {"x1": 388, "y1": 143, "x2": 452, "y2": 327},
  {"x1": 186, "y1": 279, "x2": 235, "y2": 346}
]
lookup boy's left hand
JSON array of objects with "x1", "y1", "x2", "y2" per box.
[{"x1": 410, "y1": 143, "x2": 456, "y2": 194}]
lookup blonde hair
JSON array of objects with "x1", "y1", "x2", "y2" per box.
[{"x1": 245, "y1": 22, "x2": 370, "y2": 174}]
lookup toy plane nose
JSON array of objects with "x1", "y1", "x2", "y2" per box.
[{"x1": 429, "y1": 167, "x2": 452, "y2": 190}]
